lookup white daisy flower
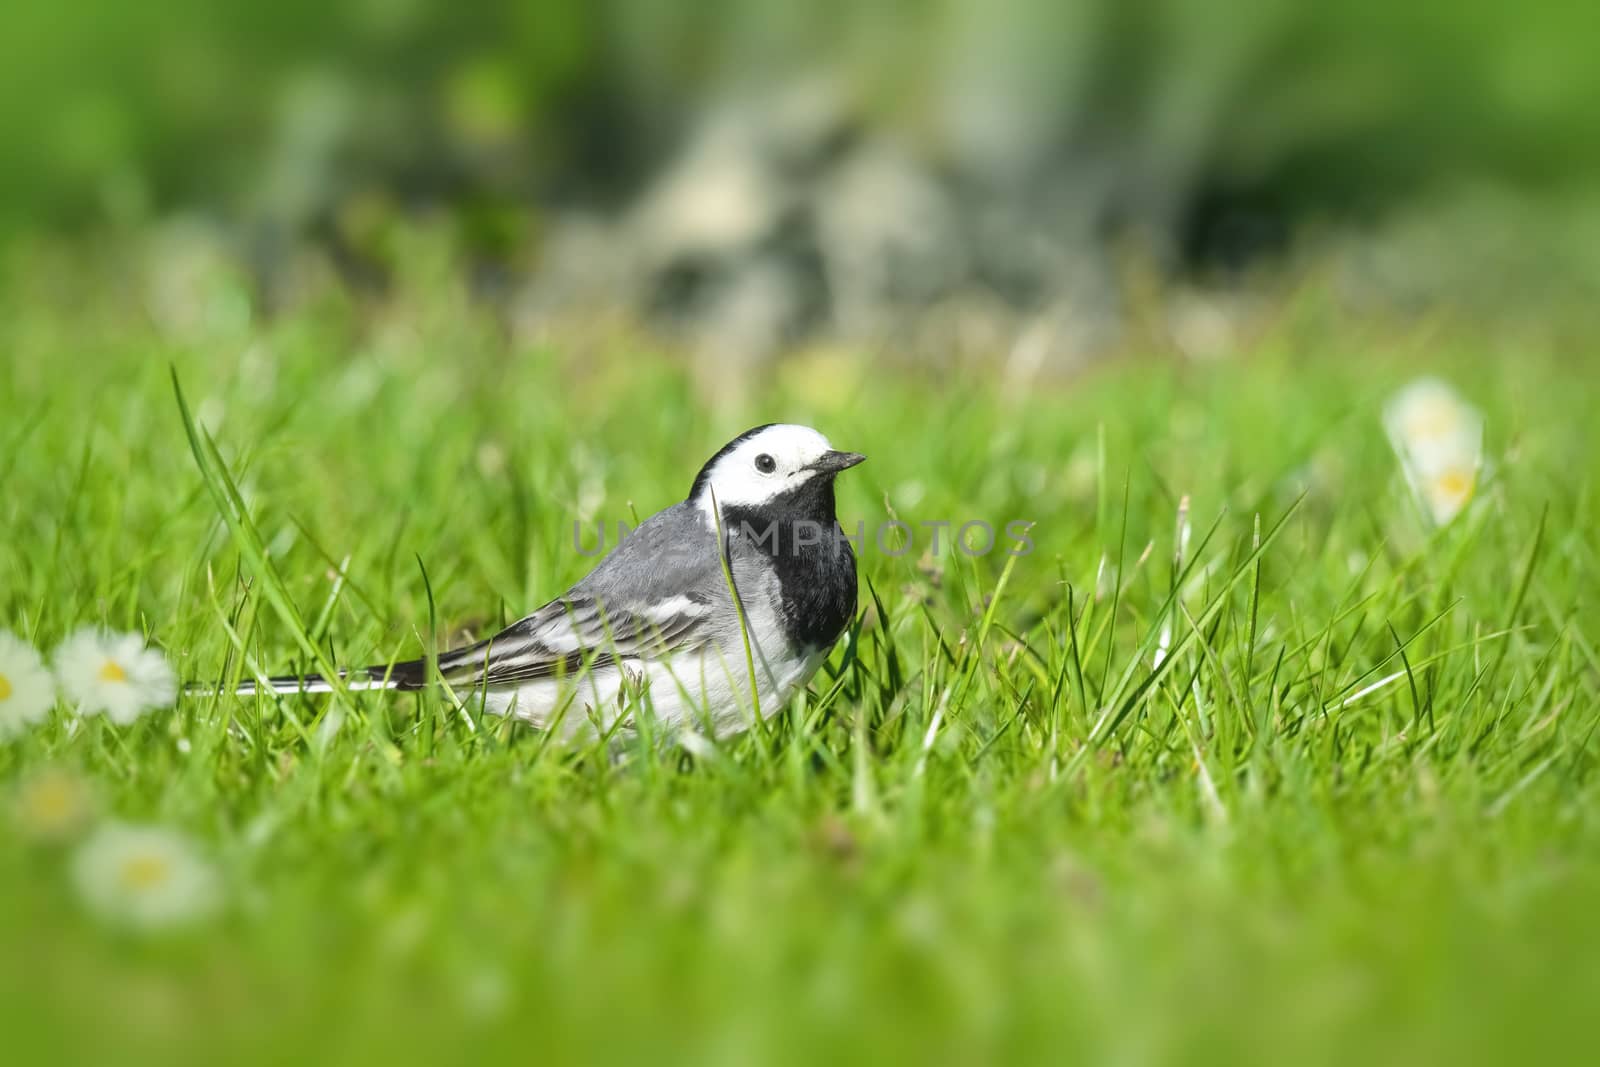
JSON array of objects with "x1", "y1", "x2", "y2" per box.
[
  {"x1": 1384, "y1": 378, "x2": 1483, "y2": 527},
  {"x1": 72, "y1": 823, "x2": 220, "y2": 930},
  {"x1": 54, "y1": 629, "x2": 178, "y2": 725},
  {"x1": 0, "y1": 631, "x2": 54, "y2": 739}
]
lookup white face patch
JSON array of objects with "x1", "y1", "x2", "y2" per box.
[{"x1": 693, "y1": 424, "x2": 837, "y2": 515}]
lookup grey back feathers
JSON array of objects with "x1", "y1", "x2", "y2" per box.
[
  {"x1": 576, "y1": 501, "x2": 729, "y2": 605},
  {"x1": 243, "y1": 500, "x2": 775, "y2": 698}
]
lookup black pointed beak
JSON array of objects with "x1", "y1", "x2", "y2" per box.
[{"x1": 809, "y1": 450, "x2": 867, "y2": 475}]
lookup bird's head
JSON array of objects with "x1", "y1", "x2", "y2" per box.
[{"x1": 689, "y1": 424, "x2": 865, "y2": 514}]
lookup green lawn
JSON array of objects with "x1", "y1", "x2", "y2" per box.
[{"x1": 1, "y1": 262, "x2": 1596, "y2": 1066}]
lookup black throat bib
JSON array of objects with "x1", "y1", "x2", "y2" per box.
[{"x1": 722, "y1": 477, "x2": 858, "y2": 651}]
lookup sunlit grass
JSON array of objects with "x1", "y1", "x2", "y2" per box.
[{"x1": 0, "y1": 270, "x2": 1596, "y2": 1066}]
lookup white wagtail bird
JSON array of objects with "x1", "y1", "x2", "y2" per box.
[{"x1": 232, "y1": 424, "x2": 865, "y2": 740}]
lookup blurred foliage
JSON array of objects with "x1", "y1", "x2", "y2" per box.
[{"x1": 0, "y1": 0, "x2": 1595, "y2": 240}]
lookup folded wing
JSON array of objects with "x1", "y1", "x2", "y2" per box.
[{"x1": 428, "y1": 593, "x2": 717, "y2": 688}]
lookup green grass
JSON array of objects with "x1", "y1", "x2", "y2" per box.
[{"x1": 1, "y1": 262, "x2": 1597, "y2": 1066}]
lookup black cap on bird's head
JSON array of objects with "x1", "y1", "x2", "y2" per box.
[{"x1": 688, "y1": 424, "x2": 865, "y2": 510}]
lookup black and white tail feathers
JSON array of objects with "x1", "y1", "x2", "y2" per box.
[
  {"x1": 195, "y1": 592, "x2": 713, "y2": 700},
  {"x1": 207, "y1": 638, "x2": 498, "y2": 698},
  {"x1": 228, "y1": 660, "x2": 423, "y2": 696}
]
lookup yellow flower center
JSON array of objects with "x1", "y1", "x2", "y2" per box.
[
  {"x1": 98, "y1": 659, "x2": 128, "y2": 684},
  {"x1": 31, "y1": 781, "x2": 72, "y2": 818},
  {"x1": 15, "y1": 773, "x2": 89, "y2": 839},
  {"x1": 118, "y1": 854, "x2": 172, "y2": 891},
  {"x1": 1434, "y1": 468, "x2": 1474, "y2": 499},
  {"x1": 0, "y1": 673, "x2": 12, "y2": 701}
]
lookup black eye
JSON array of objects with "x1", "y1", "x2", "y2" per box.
[{"x1": 754, "y1": 453, "x2": 777, "y2": 474}]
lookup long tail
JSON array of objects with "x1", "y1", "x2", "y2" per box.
[
  {"x1": 190, "y1": 634, "x2": 509, "y2": 698},
  {"x1": 194, "y1": 657, "x2": 432, "y2": 697}
]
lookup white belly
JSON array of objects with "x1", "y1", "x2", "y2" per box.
[{"x1": 479, "y1": 642, "x2": 830, "y2": 742}]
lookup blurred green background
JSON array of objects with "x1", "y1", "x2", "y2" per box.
[{"x1": 3, "y1": 0, "x2": 1597, "y2": 368}]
